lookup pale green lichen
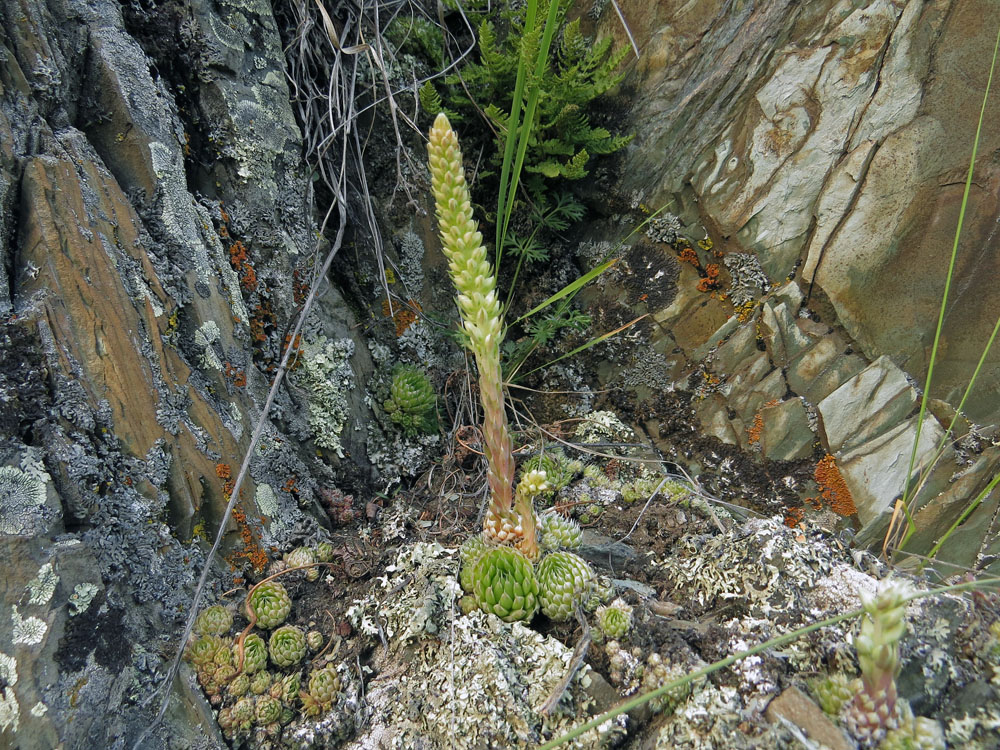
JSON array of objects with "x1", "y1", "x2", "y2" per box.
[
  {"x1": 27, "y1": 562, "x2": 58, "y2": 606},
  {"x1": 194, "y1": 320, "x2": 223, "y2": 371},
  {"x1": 292, "y1": 336, "x2": 355, "y2": 457},
  {"x1": 29, "y1": 702, "x2": 46, "y2": 717},
  {"x1": 11, "y1": 606, "x2": 46, "y2": 646},
  {"x1": 342, "y1": 542, "x2": 624, "y2": 749},
  {"x1": 0, "y1": 687, "x2": 18, "y2": 732},
  {"x1": 0, "y1": 652, "x2": 16, "y2": 686},
  {"x1": 69, "y1": 583, "x2": 99, "y2": 615}
]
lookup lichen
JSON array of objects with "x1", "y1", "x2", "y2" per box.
[
  {"x1": 342, "y1": 543, "x2": 623, "y2": 749},
  {"x1": 0, "y1": 465, "x2": 51, "y2": 536},
  {"x1": 69, "y1": 583, "x2": 100, "y2": 616},
  {"x1": 11, "y1": 606, "x2": 47, "y2": 646},
  {"x1": 27, "y1": 562, "x2": 58, "y2": 606},
  {"x1": 0, "y1": 652, "x2": 16, "y2": 686},
  {"x1": 291, "y1": 336, "x2": 355, "y2": 457},
  {"x1": 0, "y1": 687, "x2": 18, "y2": 732}
]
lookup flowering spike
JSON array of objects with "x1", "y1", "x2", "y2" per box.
[{"x1": 428, "y1": 113, "x2": 533, "y2": 546}]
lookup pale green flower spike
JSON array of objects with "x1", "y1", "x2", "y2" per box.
[
  {"x1": 428, "y1": 113, "x2": 538, "y2": 559},
  {"x1": 844, "y1": 580, "x2": 912, "y2": 744}
]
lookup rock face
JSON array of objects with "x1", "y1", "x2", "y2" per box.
[
  {"x1": 577, "y1": 0, "x2": 1000, "y2": 568},
  {"x1": 0, "y1": 0, "x2": 375, "y2": 746}
]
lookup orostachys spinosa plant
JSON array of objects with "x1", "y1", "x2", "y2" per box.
[
  {"x1": 428, "y1": 112, "x2": 595, "y2": 623},
  {"x1": 427, "y1": 112, "x2": 538, "y2": 559}
]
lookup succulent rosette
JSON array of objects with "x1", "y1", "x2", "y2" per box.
[
  {"x1": 248, "y1": 581, "x2": 292, "y2": 629},
  {"x1": 536, "y1": 551, "x2": 594, "y2": 622},
  {"x1": 285, "y1": 546, "x2": 319, "y2": 581},
  {"x1": 472, "y1": 547, "x2": 540, "y2": 623},
  {"x1": 195, "y1": 604, "x2": 233, "y2": 636},
  {"x1": 186, "y1": 634, "x2": 226, "y2": 667},
  {"x1": 538, "y1": 511, "x2": 583, "y2": 552},
  {"x1": 459, "y1": 534, "x2": 490, "y2": 593},
  {"x1": 268, "y1": 625, "x2": 307, "y2": 667},
  {"x1": 811, "y1": 673, "x2": 859, "y2": 716},
  {"x1": 254, "y1": 695, "x2": 282, "y2": 725},
  {"x1": 384, "y1": 365, "x2": 438, "y2": 436},
  {"x1": 595, "y1": 598, "x2": 633, "y2": 640},
  {"x1": 308, "y1": 665, "x2": 341, "y2": 706},
  {"x1": 242, "y1": 633, "x2": 268, "y2": 674}
]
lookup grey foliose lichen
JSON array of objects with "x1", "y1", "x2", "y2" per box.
[
  {"x1": 291, "y1": 335, "x2": 356, "y2": 457},
  {"x1": 343, "y1": 542, "x2": 623, "y2": 748},
  {"x1": 0, "y1": 465, "x2": 52, "y2": 535}
]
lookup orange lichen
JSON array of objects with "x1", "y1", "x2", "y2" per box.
[
  {"x1": 292, "y1": 269, "x2": 310, "y2": 306},
  {"x1": 747, "y1": 399, "x2": 780, "y2": 445},
  {"x1": 381, "y1": 298, "x2": 422, "y2": 337},
  {"x1": 697, "y1": 263, "x2": 722, "y2": 293},
  {"x1": 230, "y1": 505, "x2": 268, "y2": 573},
  {"x1": 678, "y1": 247, "x2": 699, "y2": 265},
  {"x1": 784, "y1": 506, "x2": 805, "y2": 528},
  {"x1": 814, "y1": 454, "x2": 856, "y2": 516},
  {"x1": 216, "y1": 463, "x2": 232, "y2": 480},
  {"x1": 224, "y1": 362, "x2": 247, "y2": 388}
]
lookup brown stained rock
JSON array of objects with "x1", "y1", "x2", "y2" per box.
[
  {"x1": 765, "y1": 686, "x2": 854, "y2": 750},
  {"x1": 15, "y1": 138, "x2": 245, "y2": 531},
  {"x1": 759, "y1": 398, "x2": 814, "y2": 461}
]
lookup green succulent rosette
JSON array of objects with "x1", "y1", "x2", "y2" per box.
[
  {"x1": 255, "y1": 694, "x2": 282, "y2": 725},
  {"x1": 536, "y1": 551, "x2": 594, "y2": 622},
  {"x1": 249, "y1": 670, "x2": 272, "y2": 695},
  {"x1": 811, "y1": 673, "x2": 859, "y2": 716},
  {"x1": 248, "y1": 581, "x2": 292, "y2": 629},
  {"x1": 521, "y1": 450, "x2": 578, "y2": 493},
  {"x1": 186, "y1": 634, "x2": 226, "y2": 667},
  {"x1": 642, "y1": 654, "x2": 691, "y2": 714},
  {"x1": 272, "y1": 672, "x2": 301, "y2": 705},
  {"x1": 232, "y1": 697, "x2": 255, "y2": 730},
  {"x1": 306, "y1": 630, "x2": 324, "y2": 651},
  {"x1": 595, "y1": 599, "x2": 632, "y2": 640},
  {"x1": 879, "y1": 716, "x2": 945, "y2": 750},
  {"x1": 537, "y1": 511, "x2": 583, "y2": 552},
  {"x1": 384, "y1": 365, "x2": 437, "y2": 436},
  {"x1": 459, "y1": 534, "x2": 490, "y2": 594},
  {"x1": 268, "y1": 625, "x2": 307, "y2": 667},
  {"x1": 195, "y1": 604, "x2": 233, "y2": 636},
  {"x1": 315, "y1": 541, "x2": 334, "y2": 563},
  {"x1": 286, "y1": 546, "x2": 319, "y2": 581},
  {"x1": 308, "y1": 665, "x2": 341, "y2": 705},
  {"x1": 228, "y1": 673, "x2": 251, "y2": 698},
  {"x1": 242, "y1": 633, "x2": 268, "y2": 674},
  {"x1": 472, "y1": 547, "x2": 540, "y2": 623}
]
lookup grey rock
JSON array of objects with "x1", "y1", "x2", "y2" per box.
[
  {"x1": 759, "y1": 398, "x2": 814, "y2": 461},
  {"x1": 786, "y1": 337, "x2": 867, "y2": 406},
  {"x1": 818, "y1": 355, "x2": 917, "y2": 453},
  {"x1": 838, "y1": 414, "x2": 949, "y2": 526},
  {"x1": 759, "y1": 301, "x2": 812, "y2": 367}
]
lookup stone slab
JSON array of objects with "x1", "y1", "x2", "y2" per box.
[
  {"x1": 765, "y1": 686, "x2": 853, "y2": 750},
  {"x1": 818, "y1": 355, "x2": 917, "y2": 453},
  {"x1": 760, "y1": 398, "x2": 815, "y2": 461},
  {"x1": 838, "y1": 414, "x2": 947, "y2": 526}
]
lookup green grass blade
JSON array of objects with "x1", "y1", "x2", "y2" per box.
[
  {"x1": 497, "y1": 0, "x2": 562, "y2": 258},
  {"x1": 512, "y1": 257, "x2": 618, "y2": 324},
  {"x1": 924, "y1": 471, "x2": 1000, "y2": 562},
  {"x1": 494, "y1": 0, "x2": 537, "y2": 269},
  {"x1": 899, "y1": 312, "x2": 1000, "y2": 553},
  {"x1": 898, "y1": 20, "x2": 1000, "y2": 526},
  {"x1": 516, "y1": 313, "x2": 645, "y2": 379}
]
